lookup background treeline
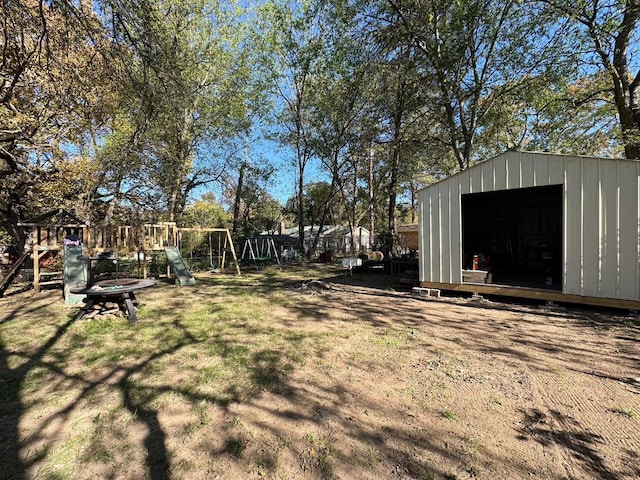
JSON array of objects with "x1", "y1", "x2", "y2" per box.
[{"x1": 2, "y1": 0, "x2": 638, "y2": 255}]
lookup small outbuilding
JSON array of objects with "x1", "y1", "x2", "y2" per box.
[
  {"x1": 418, "y1": 151, "x2": 640, "y2": 309},
  {"x1": 397, "y1": 223, "x2": 419, "y2": 251}
]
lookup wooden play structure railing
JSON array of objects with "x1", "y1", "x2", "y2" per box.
[
  {"x1": 1, "y1": 211, "x2": 239, "y2": 295},
  {"x1": 87, "y1": 223, "x2": 178, "y2": 253},
  {"x1": 25, "y1": 222, "x2": 179, "y2": 292}
]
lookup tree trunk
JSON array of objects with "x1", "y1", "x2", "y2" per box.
[
  {"x1": 168, "y1": 189, "x2": 178, "y2": 222},
  {"x1": 5, "y1": 208, "x2": 26, "y2": 256},
  {"x1": 388, "y1": 71, "x2": 406, "y2": 238},
  {"x1": 297, "y1": 161, "x2": 305, "y2": 256},
  {"x1": 368, "y1": 146, "x2": 376, "y2": 249},
  {"x1": 232, "y1": 162, "x2": 246, "y2": 237},
  {"x1": 618, "y1": 76, "x2": 640, "y2": 159},
  {"x1": 388, "y1": 146, "x2": 399, "y2": 237},
  {"x1": 410, "y1": 180, "x2": 417, "y2": 223},
  {"x1": 544, "y1": 0, "x2": 640, "y2": 158}
]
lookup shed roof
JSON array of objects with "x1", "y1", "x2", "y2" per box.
[
  {"x1": 418, "y1": 150, "x2": 640, "y2": 194},
  {"x1": 18, "y1": 208, "x2": 86, "y2": 227},
  {"x1": 397, "y1": 223, "x2": 418, "y2": 233}
]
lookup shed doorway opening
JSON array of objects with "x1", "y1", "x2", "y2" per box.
[{"x1": 461, "y1": 184, "x2": 563, "y2": 290}]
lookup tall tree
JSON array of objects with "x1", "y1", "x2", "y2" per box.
[
  {"x1": 0, "y1": 0, "x2": 113, "y2": 247},
  {"x1": 539, "y1": 0, "x2": 640, "y2": 159},
  {"x1": 179, "y1": 193, "x2": 231, "y2": 228},
  {"x1": 223, "y1": 144, "x2": 277, "y2": 237},
  {"x1": 367, "y1": 12, "x2": 448, "y2": 241},
  {"x1": 375, "y1": 43, "x2": 426, "y2": 236},
  {"x1": 104, "y1": 0, "x2": 255, "y2": 221},
  {"x1": 476, "y1": 71, "x2": 618, "y2": 157},
  {"x1": 386, "y1": 0, "x2": 566, "y2": 170},
  {"x1": 258, "y1": 0, "x2": 326, "y2": 255},
  {"x1": 284, "y1": 181, "x2": 342, "y2": 229},
  {"x1": 305, "y1": 12, "x2": 379, "y2": 254}
]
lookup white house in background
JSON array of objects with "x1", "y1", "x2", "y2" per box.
[
  {"x1": 417, "y1": 150, "x2": 640, "y2": 309},
  {"x1": 279, "y1": 225, "x2": 371, "y2": 256}
]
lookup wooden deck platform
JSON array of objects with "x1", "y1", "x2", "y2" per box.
[{"x1": 420, "y1": 280, "x2": 640, "y2": 310}]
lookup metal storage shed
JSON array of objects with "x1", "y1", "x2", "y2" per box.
[{"x1": 418, "y1": 151, "x2": 640, "y2": 309}]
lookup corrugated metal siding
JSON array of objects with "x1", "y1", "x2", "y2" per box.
[
  {"x1": 580, "y1": 157, "x2": 601, "y2": 297},
  {"x1": 418, "y1": 151, "x2": 640, "y2": 302},
  {"x1": 599, "y1": 161, "x2": 618, "y2": 298},
  {"x1": 618, "y1": 159, "x2": 640, "y2": 300},
  {"x1": 449, "y1": 179, "x2": 462, "y2": 282}
]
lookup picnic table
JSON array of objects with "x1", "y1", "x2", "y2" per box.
[{"x1": 71, "y1": 278, "x2": 156, "y2": 323}]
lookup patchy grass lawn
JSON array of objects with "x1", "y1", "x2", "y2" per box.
[{"x1": 1, "y1": 264, "x2": 639, "y2": 479}]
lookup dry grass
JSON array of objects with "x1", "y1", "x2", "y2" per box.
[{"x1": 1, "y1": 263, "x2": 639, "y2": 480}]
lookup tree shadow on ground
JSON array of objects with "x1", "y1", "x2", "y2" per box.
[
  {"x1": 517, "y1": 408, "x2": 631, "y2": 480},
  {"x1": 1, "y1": 284, "x2": 332, "y2": 478},
  {"x1": 1, "y1": 265, "x2": 639, "y2": 479},
  {"x1": 0, "y1": 283, "x2": 461, "y2": 479},
  {"x1": 0, "y1": 297, "x2": 76, "y2": 480}
]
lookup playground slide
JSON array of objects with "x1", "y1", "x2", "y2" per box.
[
  {"x1": 164, "y1": 247, "x2": 196, "y2": 286},
  {"x1": 64, "y1": 244, "x2": 87, "y2": 304},
  {"x1": 0, "y1": 251, "x2": 30, "y2": 296}
]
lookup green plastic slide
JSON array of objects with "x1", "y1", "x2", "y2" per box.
[{"x1": 164, "y1": 247, "x2": 196, "y2": 286}]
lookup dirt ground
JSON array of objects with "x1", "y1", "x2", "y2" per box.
[{"x1": 1, "y1": 265, "x2": 639, "y2": 479}]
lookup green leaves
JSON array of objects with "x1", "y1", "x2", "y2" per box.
[
  {"x1": 180, "y1": 194, "x2": 232, "y2": 229},
  {"x1": 102, "y1": 0, "x2": 258, "y2": 219},
  {"x1": 0, "y1": 0, "x2": 117, "y2": 237},
  {"x1": 539, "y1": 0, "x2": 640, "y2": 158},
  {"x1": 2, "y1": 0, "x2": 636, "y2": 248}
]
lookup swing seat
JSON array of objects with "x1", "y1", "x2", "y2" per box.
[{"x1": 241, "y1": 236, "x2": 282, "y2": 271}]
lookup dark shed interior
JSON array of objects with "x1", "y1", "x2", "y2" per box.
[{"x1": 461, "y1": 184, "x2": 563, "y2": 289}]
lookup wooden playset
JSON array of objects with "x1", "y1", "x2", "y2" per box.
[{"x1": 0, "y1": 209, "x2": 240, "y2": 297}]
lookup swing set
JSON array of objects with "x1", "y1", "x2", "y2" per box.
[
  {"x1": 177, "y1": 228, "x2": 241, "y2": 275},
  {"x1": 241, "y1": 236, "x2": 282, "y2": 271}
]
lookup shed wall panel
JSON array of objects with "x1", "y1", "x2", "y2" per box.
[
  {"x1": 549, "y1": 155, "x2": 565, "y2": 185},
  {"x1": 618, "y1": 161, "x2": 639, "y2": 299},
  {"x1": 581, "y1": 158, "x2": 600, "y2": 297},
  {"x1": 436, "y1": 187, "x2": 445, "y2": 282},
  {"x1": 418, "y1": 191, "x2": 429, "y2": 283},
  {"x1": 521, "y1": 152, "x2": 535, "y2": 188},
  {"x1": 599, "y1": 161, "x2": 619, "y2": 298},
  {"x1": 441, "y1": 183, "x2": 452, "y2": 281},
  {"x1": 430, "y1": 188, "x2": 441, "y2": 282},
  {"x1": 460, "y1": 170, "x2": 471, "y2": 195},
  {"x1": 506, "y1": 154, "x2": 521, "y2": 189},
  {"x1": 421, "y1": 190, "x2": 431, "y2": 281},
  {"x1": 494, "y1": 155, "x2": 507, "y2": 191},
  {"x1": 637, "y1": 173, "x2": 640, "y2": 302},
  {"x1": 534, "y1": 153, "x2": 550, "y2": 187},
  {"x1": 564, "y1": 157, "x2": 583, "y2": 295},
  {"x1": 450, "y1": 180, "x2": 462, "y2": 283},
  {"x1": 481, "y1": 161, "x2": 494, "y2": 191},
  {"x1": 470, "y1": 165, "x2": 482, "y2": 193}
]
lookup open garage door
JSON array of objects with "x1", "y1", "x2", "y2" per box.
[{"x1": 461, "y1": 184, "x2": 563, "y2": 290}]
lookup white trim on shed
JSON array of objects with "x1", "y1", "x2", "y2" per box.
[{"x1": 418, "y1": 151, "x2": 640, "y2": 307}]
